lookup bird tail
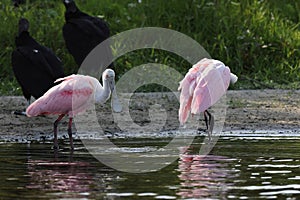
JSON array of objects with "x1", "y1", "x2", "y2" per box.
[{"x1": 26, "y1": 99, "x2": 43, "y2": 117}]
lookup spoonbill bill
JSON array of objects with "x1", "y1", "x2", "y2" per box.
[
  {"x1": 178, "y1": 58, "x2": 238, "y2": 139},
  {"x1": 26, "y1": 69, "x2": 122, "y2": 150}
]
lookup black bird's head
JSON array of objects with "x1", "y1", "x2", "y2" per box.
[
  {"x1": 12, "y1": 0, "x2": 26, "y2": 7},
  {"x1": 63, "y1": 0, "x2": 78, "y2": 14},
  {"x1": 18, "y1": 18, "x2": 29, "y2": 34}
]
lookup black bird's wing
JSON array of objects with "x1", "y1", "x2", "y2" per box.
[
  {"x1": 87, "y1": 16, "x2": 114, "y2": 69},
  {"x1": 12, "y1": 46, "x2": 64, "y2": 99},
  {"x1": 11, "y1": 49, "x2": 32, "y2": 101},
  {"x1": 88, "y1": 16, "x2": 110, "y2": 38},
  {"x1": 39, "y1": 46, "x2": 65, "y2": 79},
  {"x1": 63, "y1": 17, "x2": 111, "y2": 66}
]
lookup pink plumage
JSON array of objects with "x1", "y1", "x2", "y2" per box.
[
  {"x1": 26, "y1": 74, "x2": 98, "y2": 117},
  {"x1": 26, "y1": 69, "x2": 121, "y2": 150},
  {"x1": 178, "y1": 58, "x2": 237, "y2": 126}
]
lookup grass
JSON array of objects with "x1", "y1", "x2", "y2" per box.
[{"x1": 0, "y1": 0, "x2": 299, "y2": 95}]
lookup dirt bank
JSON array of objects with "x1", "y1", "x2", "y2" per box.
[{"x1": 0, "y1": 90, "x2": 299, "y2": 142}]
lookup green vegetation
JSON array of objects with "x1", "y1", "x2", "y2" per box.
[{"x1": 0, "y1": 0, "x2": 299, "y2": 95}]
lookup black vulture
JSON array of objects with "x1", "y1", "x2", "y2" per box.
[
  {"x1": 11, "y1": 18, "x2": 65, "y2": 115},
  {"x1": 12, "y1": 0, "x2": 26, "y2": 7},
  {"x1": 62, "y1": 0, "x2": 114, "y2": 70}
]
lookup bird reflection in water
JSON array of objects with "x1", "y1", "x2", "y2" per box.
[
  {"x1": 177, "y1": 146, "x2": 239, "y2": 199},
  {"x1": 26, "y1": 159, "x2": 93, "y2": 196}
]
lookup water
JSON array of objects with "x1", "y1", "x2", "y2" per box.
[{"x1": 1, "y1": 136, "x2": 300, "y2": 199}]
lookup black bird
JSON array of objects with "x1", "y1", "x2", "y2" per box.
[
  {"x1": 12, "y1": 0, "x2": 26, "y2": 7},
  {"x1": 11, "y1": 18, "x2": 65, "y2": 115},
  {"x1": 62, "y1": 0, "x2": 114, "y2": 70}
]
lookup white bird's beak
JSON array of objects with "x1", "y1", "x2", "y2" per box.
[
  {"x1": 230, "y1": 73, "x2": 238, "y2": 84},
  {"x1": 110, "y1": 80, "x2": 122, "y2": 113}
]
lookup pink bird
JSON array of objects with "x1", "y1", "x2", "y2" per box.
[
  {"x1": 26, "y1": 69, "x2": 122, "y2": 150},
  {"x1": 178, "y1": 58, "x2": 238, "y2": 139}
]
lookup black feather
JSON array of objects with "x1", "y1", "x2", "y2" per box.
[
  {"x1": 12, "y1": 18, "x2": 65, "y2": 102},
  {"x1": 62, "y1": 0, "x2": 114, "y2": 70}
]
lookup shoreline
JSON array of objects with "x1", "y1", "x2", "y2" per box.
[{"x1": 0, "y1": 89, "x2": 299, "y2": 142}]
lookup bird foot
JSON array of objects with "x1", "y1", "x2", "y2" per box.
[
  {"x1": 197, "y1": 127, "x2": 206, "y2": 133},
  {"x1": 52, "y1": 144, "x2": 59, "y2": 150},
  {"x1": 13, "y1": 110, "x2": 27, "y2": 116}
]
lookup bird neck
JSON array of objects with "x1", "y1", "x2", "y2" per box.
[
  {"x1": 64, "y1": 2, "x2": 85, "y2": 21},
  {"x1": 15, "y1": 31, "x2": 39, "y2": 47},
  {"x1": 95, "y1": 79, "x2": 111, "y2": 104}
]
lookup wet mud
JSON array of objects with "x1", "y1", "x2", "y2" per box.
[{"x1": 0, "y1": 90, "x2": 299, "y2": 142}]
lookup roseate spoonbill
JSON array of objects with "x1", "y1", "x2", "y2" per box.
[
  {"x1": 62, "y1": 0, "x2": 114, "y2": 69},
  {"x1": 12, "y1": 18, "x2": 65, "y2": 115},
  {"x1": 26, "y1": 69, "x2": 122, "y2": 150},
  {"x1": 178, "y1": 58, "x2": 238, "y2": 139}
]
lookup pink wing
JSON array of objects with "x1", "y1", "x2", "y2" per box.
[
  {"x1": 178, "y1": 73, "x2": 195, "y2": 125},
  {"x1": 26, "y1": 75, "x2": 97, "y2": 117},
  {"x1": 178, "y1": 58, "x2": 232, "y2": 124},
  {"x1": 191, "y1": 61, "x2": 231, "y2": 114},
  {"x1": 178, "y1": 58, "x2": 212, "y2": 125},
  {"x1": 54, "y1": 74, "x2": 77, "y2": 83}
]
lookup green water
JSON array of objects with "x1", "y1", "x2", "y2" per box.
[{"x1": 1, "y1": 136, "x2": 300, "y2": 199}]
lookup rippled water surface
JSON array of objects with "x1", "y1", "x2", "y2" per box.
[{"x1": 1, "y1": 136, "x2": 300, "y2": 199}]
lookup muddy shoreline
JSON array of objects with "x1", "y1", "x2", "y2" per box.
[{"x1": 0, "y1": 90, "x2": 299, "y2": 142}]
